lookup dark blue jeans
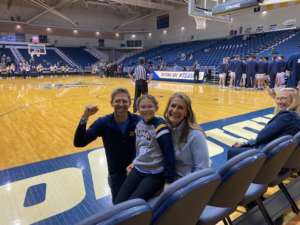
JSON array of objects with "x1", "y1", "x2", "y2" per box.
[{"x1": 107, "y1": 168, "x2": 127, "y2": 204}]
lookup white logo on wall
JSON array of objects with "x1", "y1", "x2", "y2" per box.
[{"x1": 284, "y1": 19, "x2": 296, "y2": 25}]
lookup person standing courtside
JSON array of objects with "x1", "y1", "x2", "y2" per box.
[
  {"x1": 285, "y1": 51, "x2": 300, "y2": 88},
  {"x1": 193, "y1": 60, "x2": 200, "y2": 83},
  {"x1": 128, "y1": 57, "x2": 153, "y2": 113},
  {"x1": 268, "y1": 56, "x2": 279, "y2": 89},
  {"x1": 246, "y1": 55, "x2": 258, "y2": 91},
  {"x1": 234, "y1": 55, "x2": 243, "y2": 90}
]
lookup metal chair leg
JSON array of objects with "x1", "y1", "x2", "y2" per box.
[
  {"x1": 226, "y1": 216, "x2": 233, "y2": 225},
  {"x1": 255, "y1": 198, "x2": 275, "y2": 225},
  {"x1": 278, "y1": 182, "x2": 300, "y2": 214},
  {"x1": 222, "y1": 218, "x2": 228, "y2": 225}
]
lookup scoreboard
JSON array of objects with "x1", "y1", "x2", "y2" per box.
[{"x1": 157, "y1": 14, "x2": 169, "y2": 30}]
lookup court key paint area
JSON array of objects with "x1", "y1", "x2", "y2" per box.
[{"x1": 0, "y1": 76, "x2": 279, "y2": 224}]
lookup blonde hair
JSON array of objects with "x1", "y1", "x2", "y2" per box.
[
  {"x1": 274, "y1": 88, "x2": 300, "y2": 116},
  {"x1": 163, "y1": 92, "x2": 206, "y2": 151}
]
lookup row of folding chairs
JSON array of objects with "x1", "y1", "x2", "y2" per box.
[{"x1": 76, "y1": 132, "x2": 300, "y2": 225}]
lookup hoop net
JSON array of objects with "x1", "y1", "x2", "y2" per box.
[
  {"x1": 194, "y1": 17, "x2": 207, "y2": 29},
  {"x1": 36, "y1": 51, "x2": 40, "y2": 57}
]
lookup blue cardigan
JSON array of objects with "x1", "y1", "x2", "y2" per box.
[{"x1": 249, "y1": 110, "x2": 300, "y2": 149}]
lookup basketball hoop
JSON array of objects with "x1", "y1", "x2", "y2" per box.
[
  {"x1": 36, "y1": 51, "x2": 40, "y2": 57},
  {"x1": 194, "y1": 17, "x2": 207, "y2": 29}
]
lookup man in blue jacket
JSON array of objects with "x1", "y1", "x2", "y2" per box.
[
  {"x1": 74, "y1": 87, "x2": 141, "y2": 203},
  {"x1": 285, "y1": 51, "x2": 300, "y2": 88},
  {"x1": 268, "y1": 56, "x2": 279, "y2": 88},
  {"x1": 246, "y1": 55, "x2": 258, "y2": 90},
  {"x1": 276, "y1": 54, "x2": 286, "y2": 89},
  {"x1": 234, "y1": 55, "x2": 243, "y2": 90}
]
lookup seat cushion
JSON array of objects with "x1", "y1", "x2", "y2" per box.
[
  {"x1": 238, "y1": 183, "x2": 268, "y2": 206},
  {"x1": 197, "y1": 205, "x2": 236, "y2": 225},
  {"x1": 269, "y1": 169, "x2": 292, "y2": 187}
]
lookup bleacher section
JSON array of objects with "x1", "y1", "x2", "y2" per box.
[
  {"x1": 18, "y1": 49, "x2": 68, "y2": 68},
  {"x1": 121, "y1": 43, "x2": 188, "y2": 66},
  {"x1": 258, "y1": 32, "x2": 300, "y2": 59},
  {"x1": 58, "y1": 47, "x2": 99, "y2": 68},
  {"x1": 121, "y1": 29, "x2": 298, "y2": 70}
]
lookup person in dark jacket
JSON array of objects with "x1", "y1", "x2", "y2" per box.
[
  {"x1": 276, "y1": 54, "x2": 286, "y2": 89},
  {"x1": 268, "y1": 56, "x2": 279, "y2": 88},
  {"x1": 74, "y1": 87, "x2": 141, "y2": 203},
  {"x1": 246, "y1": 55, "x2": 258, "y2": 90},
  {"x1": 257, "y1": 56, "x2": 266, "y2": 90},
  {"x1": 234, "y1": 55, "x2": 243, "y2": 90},
  {"x1": 227, "y1": 88, "x2": 300, "y2": 160}
]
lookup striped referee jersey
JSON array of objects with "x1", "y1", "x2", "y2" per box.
[{"x1": 130, "y1": 65, "x2": 152, "y2": 81}]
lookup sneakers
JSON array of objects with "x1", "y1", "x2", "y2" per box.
[
  {"x1": 219, "y1": 85, "x2": 222, "y2": 88},
  {"x1": 246, "y1": 88, "x2": 250, "y2": 91},
  {"x1": 222, "y1": 86, "x2": 227, "y2": 89},
  {"x1": 251, "y1": 88, "x2": 254, "y2": 91}
]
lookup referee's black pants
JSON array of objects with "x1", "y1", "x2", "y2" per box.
[
  {"x1": 133, "y1": 80, "x2": 148, "y2": 112},
  {"x1": 194, "y1": 69, "x2": 199, "y2": 83}
]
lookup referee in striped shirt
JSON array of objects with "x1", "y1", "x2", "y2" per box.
[{"x1": 128, "y1": 57, "x2": 153, "y2": 112}]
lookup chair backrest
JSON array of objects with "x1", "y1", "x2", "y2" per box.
[
  {"x1": 75, "y1": 199, "x2": 152, "y2": 225},
  {"x1": 208, "y1": 150, "x2": 266, "y2": 207},
  {"x1": 151, "y1": 168, "x2": 221, "y2": 225},
  {"x1": 253, "y1": 136, "x2": 297, "y2": 184},
  {"x1": 283, "y1": 138, "x2": 300, "y2": 169}
]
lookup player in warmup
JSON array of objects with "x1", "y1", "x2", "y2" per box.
[
  {"x1": 21, "y1": 63, "x2": 27, "y2": 79},
  {"x1": 241, "y1": 58, "x2": 247, "y2": 89},
  {"x1": 114, "y1": 94, "x2": 175, "y2": 204},
  {"x1": 257, "y1": 56, "x2": 266, "y2": 90},
  {"x1": 65, "y1": 65, "x2": 69, "y2": 77},
  {"x1": 219, "y1": 57, "x2": 228, "y2": 89},
  {"x1": 264, "y1": 56, "x2": 270, "y2": 87},
  {"x1": 229, "y1": 56, "x2": 236, "y2": 88},
  {"x1": 61, "y1": 65, "x2": 65, "y2": 77},
  {"x1": 276, "y1": 54, "x2": 286, "y2": 89},
  {"x1": 234, "y1": 55, "x2": 243, "y2": 90},
  {"x1": 246, "y1": 55, "x2": 258, "y2": 91},
  {"x1": 0, "y1": 64, "x2": 2, "y2": 79},
  {"x1": 54, "y1": 65, "x2": 58, "y2": 77},
  {"x1": 6, "y1": 65, "x2": 12, "y2": 80},
  {"x1": 25, "y1": 62, "x2": 31, "y2": 78},
  {"x1": 50, "y1": 65, "x2": 54, "y2": 78},
  {"x1": 268, "y1": 56, "x2": 279, "y2": 89},
  {"x1": 10, "y1": 63, "x2": 16, "y2": 79}
]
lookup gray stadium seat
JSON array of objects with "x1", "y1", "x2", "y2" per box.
[
  {"x1": 75, "y1": 199, "x2": 152, "y2": 225},
  {"x1": 150, "y1": 168, "x2": 221, "y2": 225},
  {"x1": 197, "y1": 149, "x2": 266, "y2": 225}
]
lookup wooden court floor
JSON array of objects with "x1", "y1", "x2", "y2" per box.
[{"x1": 0, "y1": 75, "x2": 299, "y2": 225}]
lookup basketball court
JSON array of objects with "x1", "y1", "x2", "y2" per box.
[
  {"x1": 0, "y1": 74, "x2": 299, "y2": 224},
  {"x1": 1, "y1": 0, "x2": 300, "y2": 224}
]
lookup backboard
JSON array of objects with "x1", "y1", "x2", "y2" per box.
[
  {"x1": 28, "y1": 44, "x2": 46, "y2": 56},
  {"x1": 188, "y1": 0, "x2": 231, "y2": 22}
]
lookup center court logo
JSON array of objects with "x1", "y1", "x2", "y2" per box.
[{"x1": 28, "y1": 81, "x2": 113, "y2": 90}]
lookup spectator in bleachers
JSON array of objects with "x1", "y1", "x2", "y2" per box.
[
  {"x1": 180, "y1": 53, "x2": 186, "y2": 61},
  {"x1": 146, "y1": 59, "x2": 153, "y2": 66},
  {"x1": 271, "y1": 47, "x2": 276, "y2": 54},
  {"x1": 189, "y1": 54, "x2": 194, "y2": 60},
  {"x1": 173, "y1": 63, "x2": 180, "y2": 71},
  {"x1": 177, "y1": 52, "x2": 181, "y2": 57},
  {"x1": 163, "y1": 92, "x2": 211, "y2": 178},
  {"x1": 57, "y1": 61, "x2": 60, "y2": 67},
  {"x1": 227, "y1": 88, "x2": 300, "y2": 160},
  {"x1": 6, "y1": 56, "x2": 11, "y2": 66}
]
